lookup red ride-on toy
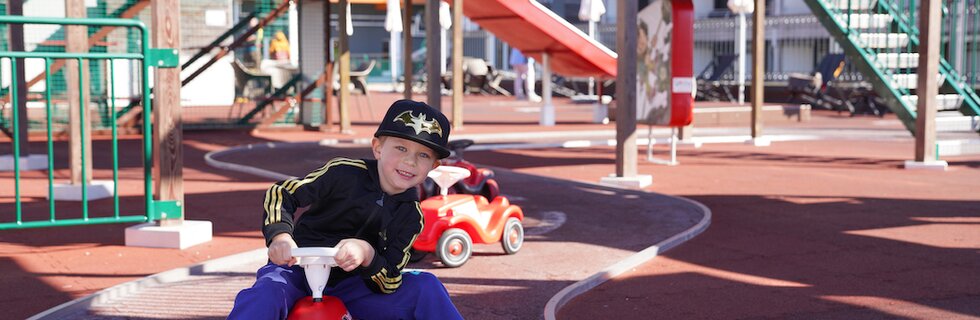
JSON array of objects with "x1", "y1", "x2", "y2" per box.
[
  {"x1": 418, "y1": 139, "x2": 499, "y2": 201},
  {"x1": 412, "y1": 166, "x2": 524, "y2": 267}
]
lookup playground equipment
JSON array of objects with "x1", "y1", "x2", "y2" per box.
[
  {"x1": 287, "y1": 247, "x2": 353, "y2": 320},
  {"x1": 413, "y1": 165, "x2": 524, "y2": 268},
  {"x1": 418, "y1": 139, "x2": 499, "y2": 201}
]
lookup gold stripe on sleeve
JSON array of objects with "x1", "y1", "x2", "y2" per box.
[
  {"x1": 262, "y1": 185, "x2": 277, "y2": 225},
  {"x1": 263, "y1": 158, "x2": 367, "y2": 226},
  {"x1": 284, "y1": 158, "x2": 366, "y2": 194}
]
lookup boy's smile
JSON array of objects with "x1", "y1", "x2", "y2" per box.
[{"x1": 373, "y1": 136, "x2": 439, "y2": 195}]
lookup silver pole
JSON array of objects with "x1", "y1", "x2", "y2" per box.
[{"x1": 737, "y1": 12, "x2": 746, "y2": 104}]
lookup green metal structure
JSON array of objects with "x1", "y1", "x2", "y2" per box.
[
  {"x1": 804, "y1": 0, "x2": 980, "y2": 135},
  {"x1": 0, "y1": 15, "x2": 180, "y2": 230}
]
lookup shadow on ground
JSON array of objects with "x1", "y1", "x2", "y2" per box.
[{"x1": 559, "y1": 193, "x2": 980, "y2": 319}]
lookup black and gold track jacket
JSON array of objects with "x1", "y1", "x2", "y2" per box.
[{"x1": 262, "y1": 157, "x2": 423, "y2": 294}]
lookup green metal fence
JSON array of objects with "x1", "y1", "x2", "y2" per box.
[{"x1": 0, "y1": 15, "x2": 179, "y2": 230}]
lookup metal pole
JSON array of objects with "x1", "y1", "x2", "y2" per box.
[
  {"x1": 588, "y1": 20, "x2": 596, "y2": 96},
  {"x1": 737, "y1": 12, "x2": 746, "y2": 105},
  {"x1": 485, "y1": 32, "x2": 496, "y2": 69},
  {"x1": 390, "y1": 29, "x2": 400, "y2": 91},
  {"x1": 540, "y1": 53, "x2": 555, "y2": 126}
]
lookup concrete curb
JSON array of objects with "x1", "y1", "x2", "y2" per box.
[
  {"x1": 29, "y1": 248, "x2": 266, "y2": 320},
  {"x1": 543, "y1": 196, "x2": 712, "y2": 320},
  {"x1": 204, "y1": 141, "x2": 311, "y2": 181}
]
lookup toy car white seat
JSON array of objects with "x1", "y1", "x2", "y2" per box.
[{"x1": 428, "y1": 166, "x2": 471, "y2": 196}]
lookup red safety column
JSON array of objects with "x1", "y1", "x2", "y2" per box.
[{"x1": 669, "y1": 0, "x2": 694, "y2": 126}]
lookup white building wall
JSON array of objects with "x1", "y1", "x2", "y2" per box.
[
  {"x1": 780, "y1": 0, "x2": 813, "y2": 15},
  {"x1": 780, "y1": 42, "x2": 816, "y2": 74},
  {"x1": 693, "y1": 0, "x2": 715, "y2": 19}
]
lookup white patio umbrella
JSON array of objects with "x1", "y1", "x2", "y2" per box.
[
  {"x1": 579, "y1": 0, "x2": 607, "y2": 122},
  {"x1": 578, "y1": 0, "x2": 606, "y2": 25},
  {"x1": 386, "y1": 0, "x2": 403, "y2": 89},
  {"x1": 439, "y1": 2, "x2": 451, "y2": 75},
  {"x1": 346, "y1": 2, "x2": 354, "y2": 36}
]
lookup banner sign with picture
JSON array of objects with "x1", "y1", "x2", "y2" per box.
[{"x1": 637, "y1": 0, "x2": 694, "y2": 126}]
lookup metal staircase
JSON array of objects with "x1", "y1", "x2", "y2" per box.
[{"x1": 804, "y1": 0, "x2": 980, "y2": 135}]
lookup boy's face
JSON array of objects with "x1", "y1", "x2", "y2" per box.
[{"x1": 372, "y1": 136, "x2": 440, "y2": 195}]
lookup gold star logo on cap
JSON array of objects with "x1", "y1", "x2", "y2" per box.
[{"x1": 394, "y1": 110, "x2": 443, "y2": 137}]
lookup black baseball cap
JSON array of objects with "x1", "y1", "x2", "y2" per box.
[{"x1": 374, "y1": 100, "x2": 451, "y2": 159}]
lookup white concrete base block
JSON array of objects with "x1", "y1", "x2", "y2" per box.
[
  {"x1": 0, "y1": 154, "x2": 48, "y2": 171},
  {"x1": 745, "y1": 137, "x2": 771, "y2": 147},
  {"x1": 125, "y1": 220, "x2": 213, "y2": 249},
  {"x1": 599, "y1": 174, "x2": 653, "y2": 189},
  {"x1": 903, "y1": 160, "x2": 948, "y2": 171},
  {"x1": 540, "y1": 103, "x2": 556, "y2": 126},
  {"x1": 678, "y1": 140, "x2": 703, "y2": 148},
  {"x1": 51, "y1": 180, "x2": 115, "y2": 201},
  {"x1": 592, "y1": 103, "x2": 609, "y2": 124}
]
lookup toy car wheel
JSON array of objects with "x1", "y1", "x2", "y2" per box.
[
  {"x1": 501, "y1": 217, "x2": 524, "y2": 254},
  {"x1": 436, "y1": 229, "x2": 472, "y2": 268}
]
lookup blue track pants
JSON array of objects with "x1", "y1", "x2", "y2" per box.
[{"x1": 228, "y1": 263, "x2": 463, "y2": 320}]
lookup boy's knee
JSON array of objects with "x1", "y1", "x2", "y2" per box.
[{"x1": 406, "y1": 271, "x2": 446, "y2": 292}]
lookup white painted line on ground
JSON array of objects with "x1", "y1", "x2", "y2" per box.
[
  {"x1": 525, "y1": 211, "x2": 567, "y2": 236},
  {"x1": 543, "y1": 196, "x2": 712, "y2": 320}
]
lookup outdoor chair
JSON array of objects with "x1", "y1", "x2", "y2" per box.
[
  {"x1": 461, "y1": 57, "x2": 493, "y2": 94},
  {"x1": 231, "y1": 59, "x2": 273, "y2": 118},
  {"x1": 695, "y1": 54, "x2": 738, "y2": 102},
  {"x1": 331, "y1": 60, "x2": 375, "y2": 118},
  {"x1": 786, "y1": 53, "x2": 884, "y2": 116},
  {"x1": 349, "y1": 60, "x2": 376, "y2": 96},
  {"x1": 486, "y1": 65, "x2": 511, "y2": 96}
]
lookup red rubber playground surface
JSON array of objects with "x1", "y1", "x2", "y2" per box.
[{"x1": 1, "y1": 92, "x2": 978, "y2": 319}]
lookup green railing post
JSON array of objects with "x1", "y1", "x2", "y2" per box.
[
  {"x1": 45, "y1": 58, "x2": 55, "y2": 222},
  {"x1": 77, "y1": 58, "x2": 89, "y2": 219},
  {"x1": 109, "y1": 59, "x2": 120, "y2": 218},
  {"x1": 11, "y1": 56, "x2": 22, "y2": 224}
]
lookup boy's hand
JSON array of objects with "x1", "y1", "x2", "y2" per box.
[
  {"x1": 335, "y1": 239, "x2": 375, "y2": 272},
  {"x1": 268, "y1": 233, "x2": 298, "y2": 266}
]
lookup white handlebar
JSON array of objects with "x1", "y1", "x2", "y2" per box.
[{"x1": 291, "y1": 247, "x2": 338, "y2": 258}]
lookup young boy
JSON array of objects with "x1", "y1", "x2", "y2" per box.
[{"x1": 228, "y1": 100, "x2": 463, "y2": 319}]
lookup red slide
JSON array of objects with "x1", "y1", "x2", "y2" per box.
[{"x1": 459, "y1": 0, "x2": 617, "y2": 78}]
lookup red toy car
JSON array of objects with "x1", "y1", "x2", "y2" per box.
[
  {"x1": 418, "y1": 139, "x2": 499, "y2": 201},
  {"x1": 412, "y1": 166, "x2": 524, "y2": 267}
]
